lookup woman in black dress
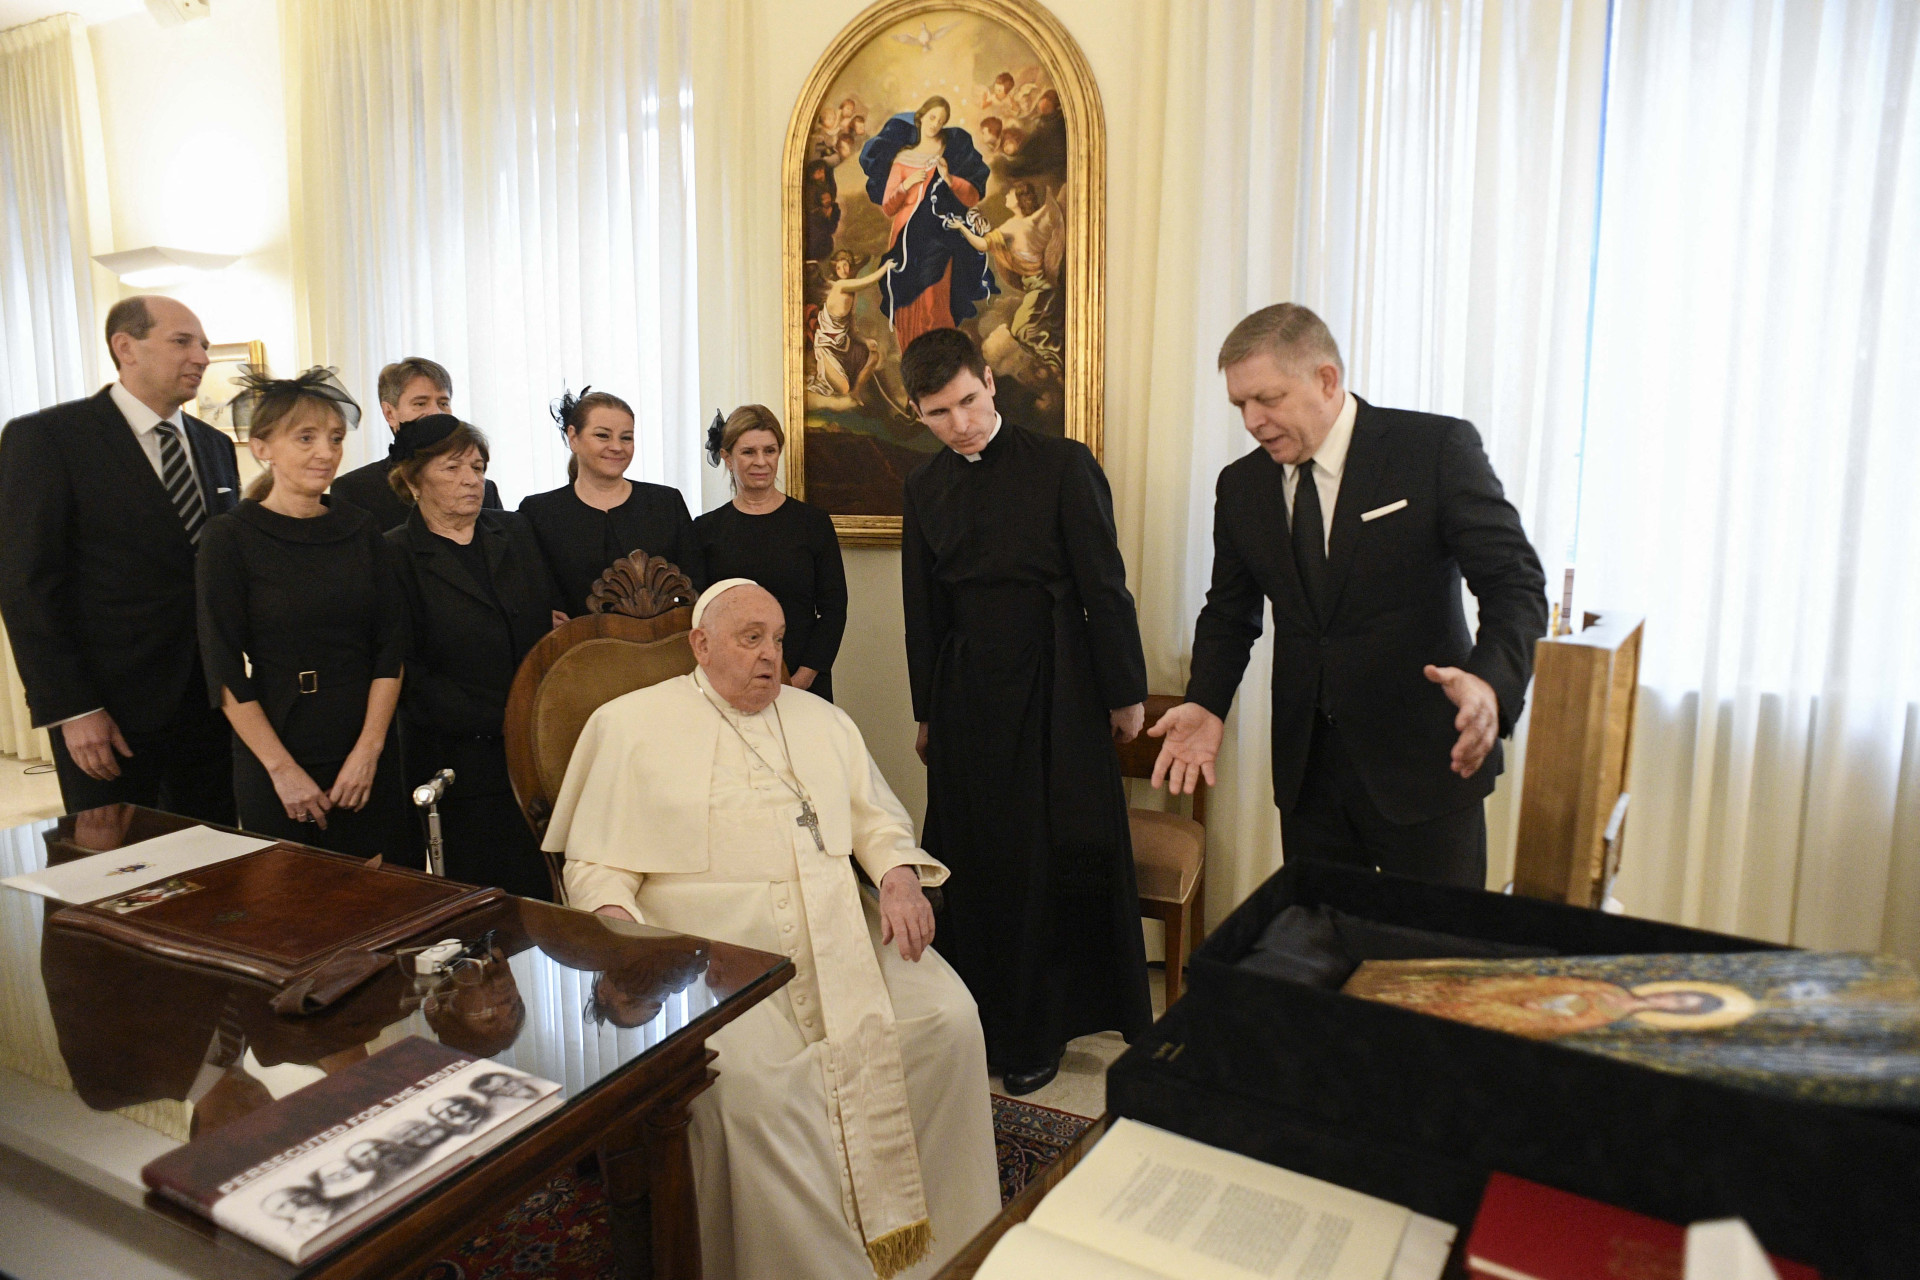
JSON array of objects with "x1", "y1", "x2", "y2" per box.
[
  {"x1": 692, "y1": 405, "x2": 847, "y2": 701},
  {"x1": 518, "y1": 389, "x2": 706, "y2": 614},
  {"x1": 195, "y1": 368, "x2": 413, "y2": 859},
  {"x1": 385, "y1": 414, "x2": 566, "y2": 899}
]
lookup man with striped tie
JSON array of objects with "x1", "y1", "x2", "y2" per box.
[{"x1": 0, "y1": 295, "x2": 242, "y2": 822}]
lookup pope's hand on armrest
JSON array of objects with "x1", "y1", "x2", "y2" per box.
[
  {"x1": 563, "y1": 859, "x2": 646, "y2": 924},
  {"x1": 878, "y1": 865, "x2": 934, "y2": 963}
]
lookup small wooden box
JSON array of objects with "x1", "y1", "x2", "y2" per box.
[{"x1": 1513, "y1": 610, "x2": 1644, "y2": 906}]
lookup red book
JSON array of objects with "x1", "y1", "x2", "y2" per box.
[{"x1": 1466, "y1": 1172, "x2": 1819, "y2": 1280}]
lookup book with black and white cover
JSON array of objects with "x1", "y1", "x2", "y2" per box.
[
  {"x1": 142, "y1": 1036, "x2": 562, "y2": 1263},
  {"x1": 975, "y1": 1118, "x2": 1455, "y2": 1280}
]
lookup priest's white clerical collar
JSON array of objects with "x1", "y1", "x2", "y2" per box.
[{"x1": 960, "y1": 414, "x2": 1003, "y2": 462}]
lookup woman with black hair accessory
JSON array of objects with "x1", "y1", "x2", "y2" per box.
[
  {"x1": 195, "y1": 367, "x2": 414, "y2": 859},
  {"x1": 384, "y1": 413, "x2": 566, "y2": 899},
  {"x1": 517, "y1": 388, "x2": 706, "y2": 615},
  {"x1": 692, "y1": 405, "x2": 847, "y2": 701}
]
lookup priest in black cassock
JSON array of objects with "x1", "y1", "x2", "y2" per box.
[{"x1": 900, "y1": 328, "x2": 1151, "y2": 1096}]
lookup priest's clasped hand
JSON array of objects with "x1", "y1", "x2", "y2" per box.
[
  {"x1": 1109, "y1": 702, "x2": 1145, "y2": 744},
  {"x1": 1147, "y1": 701, "x2": 1224, "y2": 795},
  {"x1": 878, "y1": 864, "x2": 934, "y2": 962},
  {"x1": 1423, "y1": 664, "x2": 1498, "y2": 777}
]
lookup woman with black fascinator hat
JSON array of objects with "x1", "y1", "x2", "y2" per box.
[
  {"x1": 384, "y1": 413, "x2": 566, "y2": 899},
  {"x1": 691, "y1": 405, "x2": 847, "y2": 701},
  {"x1": 517, "y1": 388, "x2": 707, "y2": 615},
  {"x1": 194, "y1": 367, "x2": 415, "y2": 860}
]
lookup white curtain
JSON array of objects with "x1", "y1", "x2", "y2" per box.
[
  {"x1": 1577, "y1": 0, "x2": 1920, "y2": 957},
  {"x1": 283, "y1": 0, "x2": 704, "y2": 510},
  {"x1": 0, "y1": 13, "x2": 106, "y2": 763},
  {"x1": 1120, "y1": 0, "x2": 1609, "y2": 923}
]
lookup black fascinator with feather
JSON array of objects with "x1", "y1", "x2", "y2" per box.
[
  {"x1": 704, "y1": 411, "x2": 725, "y2": 467},
  {"x1": 228, "y1": 365, "x2": 361, "y2": 437},
  {"x1": 549, "y1": 385, "x2": 593, "y2": 436}
]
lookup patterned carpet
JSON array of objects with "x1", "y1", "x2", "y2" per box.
[
  {"x1": 988, "y1": 1095, "x2": 1096, "y2": 1203},
  {"x1": 408, "y1": 1096, "x2": 1096, "y2": 1280}
]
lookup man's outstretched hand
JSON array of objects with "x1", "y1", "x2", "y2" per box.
[
  {"x1": 1147, "y1": 701, "x2": 1224, "y2": 795},
  {"x1": 879, "y1": 864, "x2": 934, "y2": 962},
  {"x1": 1424, "y1": 664, "x2": 1498, "y2": 777}
]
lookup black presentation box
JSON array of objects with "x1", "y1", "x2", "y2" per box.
[{"x1": 1106, "y1": 861, "x2": 1920, "y2": 1280}]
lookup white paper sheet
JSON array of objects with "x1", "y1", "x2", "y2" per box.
[
  {"x1": 0, "y1": 824, "x2": 275, "y2": 903},
  {"x1": 1686, "y1": 1220, "x2": 1781, "y2": 1280}
]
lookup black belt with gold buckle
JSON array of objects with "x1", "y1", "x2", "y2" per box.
[{"x1": 298, "y1": 670, "x2": 319, "y2": 694}]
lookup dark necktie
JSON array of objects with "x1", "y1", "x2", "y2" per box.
[
  {"x1": 1291, "y1": 458, "x2": 1327, "y2": 621},
  {"x1": 156, "y1": 422, "x2": 209, "y2": 544}
]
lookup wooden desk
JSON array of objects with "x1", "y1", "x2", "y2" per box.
[
  {"x1": 933, "y1": 1115, "x2": 1108, "y2": 1280},
  {"x1": 0, "y1": 805, "x2": 791, "y2": 1280}
]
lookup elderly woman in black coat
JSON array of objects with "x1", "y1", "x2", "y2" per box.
[{"x1": 384, "y1": 414, "x2": 566, "y2": 899}]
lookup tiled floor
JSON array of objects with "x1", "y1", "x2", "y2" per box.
[
  {"x1": 988, "y1": 969, "x2": 1170, "y2": 1118},
  {"x1": 0, "y1": 754, "x2": 61, "y2": 831}
]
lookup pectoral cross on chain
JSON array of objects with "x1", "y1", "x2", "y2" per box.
[{"x1": 796, "y1": 800, "x2": 827, "y2": 853}]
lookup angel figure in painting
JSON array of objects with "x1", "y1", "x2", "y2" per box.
[
  {"x1": 942, "y1": 181, "x2": 1067, "y2": 402},
  {"x1": 806, "y1": 250, "x2": 894, "y2": 413},
  {"x1": 859, "y1": 96, "x2": 997, "y2": 352},
  {"x1": 978, "y1": 70, "x2": 1015, "y2": 114}
]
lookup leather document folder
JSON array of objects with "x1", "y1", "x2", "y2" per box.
[{"x1": 46, "y1": 843, "x2": 503, "y2": 987}]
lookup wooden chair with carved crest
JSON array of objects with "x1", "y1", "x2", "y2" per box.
[{"x1": 504, "y1": 551, "x2": 698, "y2": 903}]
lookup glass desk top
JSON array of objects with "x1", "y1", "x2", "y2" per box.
[{"x1": 0, "y1": 805, "x2": 789, "y2": 1279}]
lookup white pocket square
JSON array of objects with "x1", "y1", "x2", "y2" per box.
[
  {"x1": 216, "y1": 486, "x2": 233, "y2": 494},
  {"x1": 1361, "y1": 498, "x2": 1408, "y2": 522}
]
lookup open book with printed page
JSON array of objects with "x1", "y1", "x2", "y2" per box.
[
  {"x1": 141, "y1": 1036, "x2": 562, "y2": 1264},
  {"x1": 974, "y1": 1118, "x2": 1456, "y2": 1280}
]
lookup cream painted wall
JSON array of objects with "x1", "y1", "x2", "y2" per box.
[
  {"x1": 836, "y1": 548, "x2": 925, "y2": 822},
  {"x1": 87, "y1": 0, "x2": 296, "y2": 387}
]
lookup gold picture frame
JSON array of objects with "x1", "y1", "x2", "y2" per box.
[
  {"x1": 782, "y1": 0, "x2": 1106, "y2": 546},
  {"x1": 194, "y1": 340, "x2": 268, "y2": 440},
  {"x1": 195, "y1": 340, "x2": 268, "y2": 490}
]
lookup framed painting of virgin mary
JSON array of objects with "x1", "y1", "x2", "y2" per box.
[{"x1": 782, "y1": 0, "x2": 1105, "y2": 546}]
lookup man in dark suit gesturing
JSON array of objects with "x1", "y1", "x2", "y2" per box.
[
  {"x1": 0, "y1": 295, "x2": 241, "y2": 822},
  {"x1": 1150, "y1": 304, "x2": 1546, "y2": 887}
]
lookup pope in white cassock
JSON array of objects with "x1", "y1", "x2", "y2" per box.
[{"x1": 543, "y1": 578, "x2": 1001, "y2": 1279}]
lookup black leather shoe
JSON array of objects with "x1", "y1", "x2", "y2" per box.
[{"x1": 1000, "y1": 1060, "x2": 1059, "y2": 1097}]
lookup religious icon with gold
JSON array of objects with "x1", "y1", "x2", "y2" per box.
[{"x1": 1343, "y1": 950, "x2": 1920, "y2": 1107}]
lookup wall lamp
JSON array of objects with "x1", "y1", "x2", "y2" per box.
[{"x1": 93, "y1": 245, "x2": 238, "y2": 289}]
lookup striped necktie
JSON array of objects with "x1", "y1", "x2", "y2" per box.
[{"x1": 156, "y1": 421, "x2": 209, "y2": 544}]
